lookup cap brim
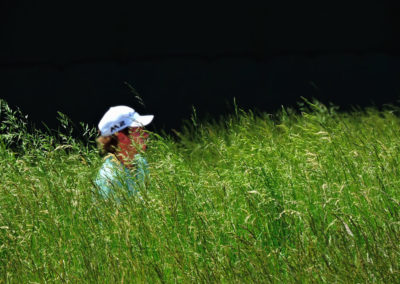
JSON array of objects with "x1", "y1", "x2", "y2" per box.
[{"x1": 130, "y1": 115, "x2": 154, "y2": 127}]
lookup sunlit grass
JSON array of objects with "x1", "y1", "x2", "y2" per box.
[{"x1": 1, "y1": 99, "x2": 399, "y2": 282}]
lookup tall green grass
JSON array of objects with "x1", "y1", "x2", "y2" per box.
[{"x1": 1, "y1": 99, "x2": 399, "y2": 282}]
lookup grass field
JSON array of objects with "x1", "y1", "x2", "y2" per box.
[{"x1": 1, "y1": 99, "x2": 399, "y2": 282}]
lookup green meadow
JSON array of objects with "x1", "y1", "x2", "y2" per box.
[{"x1": 0, "y1": 99, "x2": 399, "y2": 282}]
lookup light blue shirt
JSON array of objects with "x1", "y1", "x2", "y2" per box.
[{"x1": 94, "y1": 153, "x2": 148, "y2": 199}]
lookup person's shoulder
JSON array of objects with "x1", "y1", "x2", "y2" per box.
[
  {"x1": 102, "y1": 153, "x2": 133, "y2": 176},
  {"x1": 103, "y1": 153, "x2": 120, "y2": 164},
  {"x1": 99, "y1": 154, "x2": 121, "y2": 172},
  {"x1": 134, "y1": 153, "x2": 148, "y2": 164}
]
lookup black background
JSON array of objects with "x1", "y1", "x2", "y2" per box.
[{"x1": 1, "y1": 1, "x2": 399, "y2": 133}]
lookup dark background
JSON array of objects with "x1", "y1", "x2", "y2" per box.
[{"x1": 1, "y1": 1, "x2": 399, "y2": 133}]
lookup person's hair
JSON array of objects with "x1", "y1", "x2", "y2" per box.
[
  {"x1": 97, "y1": 128, "x2": 131, "y2": 155},
  {"x1": 97, "y1": 135, "x2": 117, "y2": 155}
]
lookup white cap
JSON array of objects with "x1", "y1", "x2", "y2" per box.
[{"x1": 98, "y1": 105, "x2": 154, "y2": 136}]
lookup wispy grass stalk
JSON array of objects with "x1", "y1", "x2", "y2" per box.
[{"x1": 0, "y1": 99, "x2": 399, "y2": 282}]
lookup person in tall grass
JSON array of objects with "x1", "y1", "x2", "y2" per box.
[{"x1": 94, "y1": 105, "x2": 154, "y2": 199}]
